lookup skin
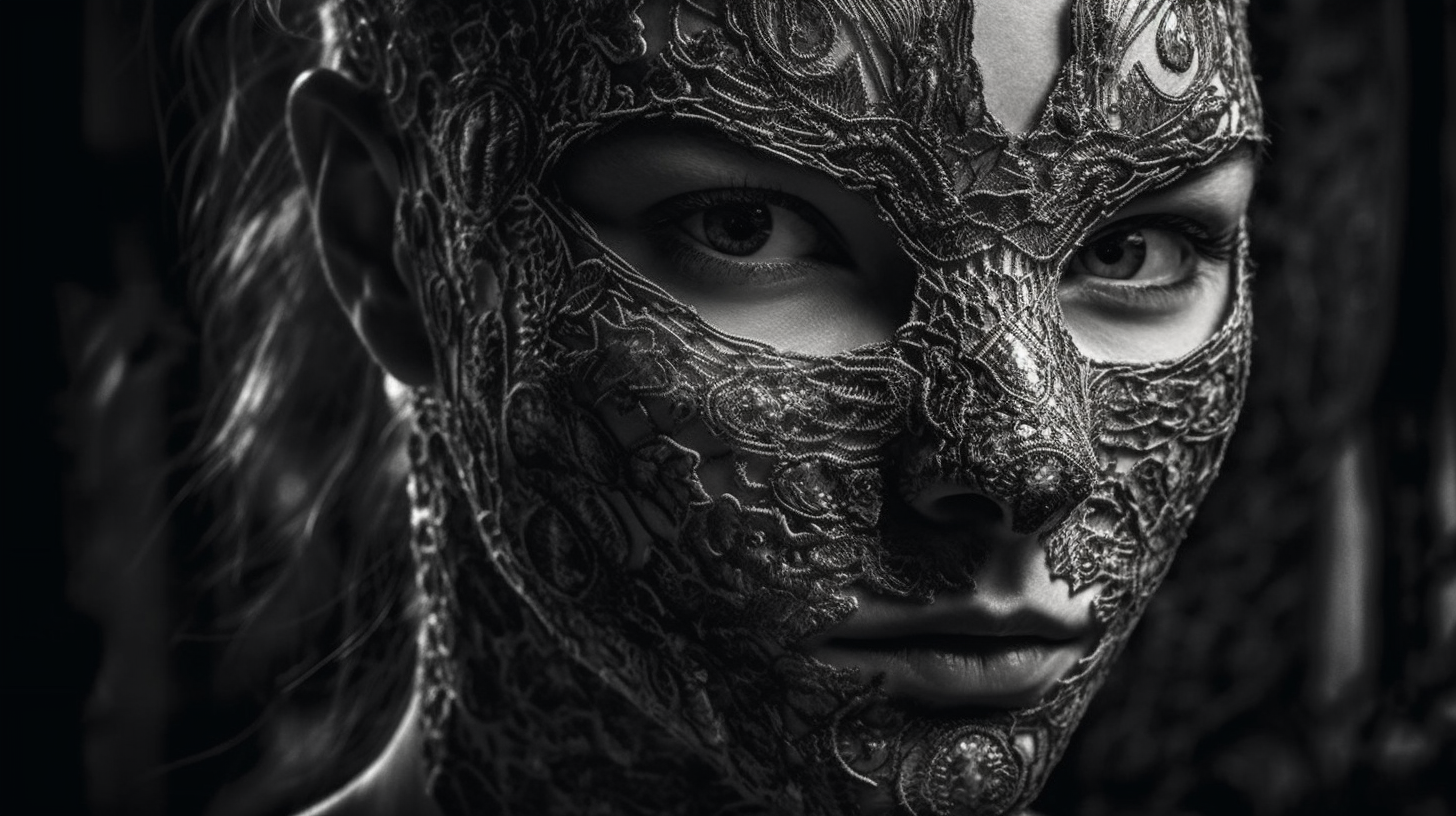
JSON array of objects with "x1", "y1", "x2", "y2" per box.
[
  {"x1": 557, "y1": 126, "x2": 1253, "y2": 360},
  {"x1": 290, "y1": 2, "x2": 1253, "y2": 373},
  {"x1": 286, "y1": 3, "x2": 1256, "y2": 813}
]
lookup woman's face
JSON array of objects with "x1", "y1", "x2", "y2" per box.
[{"x1": 361, "y1": 1, "x2": 1262, "y2": 813}]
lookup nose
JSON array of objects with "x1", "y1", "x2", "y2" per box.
[
  {"x1": 901, "y1": 442, "x2": 1098, "y2": 536},
  {"x1": 911, "y1": 487, "x2": 1007, "y2": 528},
  {"x1": 898, "y1": 258, "x2": 1103, "y2": 534}
]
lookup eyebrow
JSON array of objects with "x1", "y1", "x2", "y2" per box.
[
  {"x1": 568, "y1": 121, "x2": 1260, "y2": 224},
  {"x1": 586, "y1": 119, "x2": 775, "y2": 162},
  {"x1": 1099, "y1": 146, "x2": 1257, "y2": 229},
  {"x1": 587, "y1": 121, "x2": 1262, "y2": 184},
  {"x1": 1169, "y1": 142, "x2": 1260, "y2": 187},
  {"x1": 563, "y1": 120, "x2": 856, "y2": 198}
]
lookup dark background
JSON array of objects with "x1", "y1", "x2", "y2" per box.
[{"x1": 6, "y1": 1, "x2": 1452, "y2": 814}]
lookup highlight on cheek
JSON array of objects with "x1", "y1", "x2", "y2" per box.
[{"x1": 1058, "y1": 236, "x2": 1235, "y2": 363}]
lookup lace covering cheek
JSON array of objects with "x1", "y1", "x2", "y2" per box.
[{"x1": 332, "y1": 1, "x2": 1262, "y2": 814}]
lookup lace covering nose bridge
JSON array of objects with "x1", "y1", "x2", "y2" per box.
[{"x1": 901, "y1": 255, "x2": 1101, "y2": 535}]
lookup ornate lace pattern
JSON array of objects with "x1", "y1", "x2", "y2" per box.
[{"x1": 335, "y1": 1, "x2": 1262, "y2": 813}]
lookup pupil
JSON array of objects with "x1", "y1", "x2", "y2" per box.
[
  {"x1": 1080, "y1": 229, "x2": 1147, "y2": 280},
  {"x1": 1093, "y1": 239, "x2": 1125, "y2": 265},
  {"x1": 703, "y1": 203, "x2": 772, "y2": 255}
]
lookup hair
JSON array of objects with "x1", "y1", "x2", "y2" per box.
[{"x1": 180, "y1": 1, "x2": 413, "y2": 811}]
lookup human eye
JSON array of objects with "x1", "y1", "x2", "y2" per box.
[
  {"x1": 557, "y1": 125, "x2": 914, "y2": 354},
  {"x1": 647, "y1": 188, "x2": 852, "y2": 288},
  {"x1": 1057, "y1": 155, "x2": 1253, "y2": 364},
  {"x1": 1060, "y1": 214, "x2": 1237, "y2": 316}
]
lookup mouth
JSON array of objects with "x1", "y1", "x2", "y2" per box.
[
  {"x1": 805, "y1": 597, "x2": 1094, "y2": 711},
  {"x1": 811, "y1": 634, "x2": 1087, "y2": 710}
]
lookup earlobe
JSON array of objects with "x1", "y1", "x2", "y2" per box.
[{"x1": 287, "y1": 69, "x2": 435, "y2": 387}]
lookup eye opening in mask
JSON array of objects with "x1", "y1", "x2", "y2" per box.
[
  {"x1": 1057, "y1": 151, "x2": 1256, "y2": 364},
  {"x1": 554, "y1": 122, "x2": 916, "y2": 356}
]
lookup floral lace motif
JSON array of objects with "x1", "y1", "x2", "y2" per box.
[{"x1": 336, "y1": 1, "x2": 1262, "y2": 813}]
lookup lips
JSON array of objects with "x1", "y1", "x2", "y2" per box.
[{"x1": 806, "y1": 594, "x2": 1094, "y2": 710}]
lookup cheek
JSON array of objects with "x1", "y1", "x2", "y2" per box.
[
  {"x1": 1051, "y1": 325, "x2": 1252, "y2": 612},
  {"x1": 1060, "y1": 259, "x2": 1235, "y2": 365}
]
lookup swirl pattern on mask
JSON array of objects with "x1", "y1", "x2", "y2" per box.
[{"x1": 330, "y1": 1, "x2": 1261, "y2": 813}]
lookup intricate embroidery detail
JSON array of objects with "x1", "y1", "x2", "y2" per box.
[{"x1": 336, "y1": 1, "x2": 1262, "y2": 813}]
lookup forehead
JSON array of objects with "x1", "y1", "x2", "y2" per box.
[
  {"x1": 638, "y1": 0, "x2": 1079, "y2": 135},
  {"x1": 627, "y1": 1, "x2": 1259, "y2": 128},
  {"x1": 603, "y1": 2, "x2": 1255, "y2": 257}
]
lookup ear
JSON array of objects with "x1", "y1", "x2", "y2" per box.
[{"x1": 287, "y1": 68, "x2": 434, "y2": 387}]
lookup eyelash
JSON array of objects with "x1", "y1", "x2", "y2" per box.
[
  {"x1": 650, "y1": 188, "x2": 845, "y2": 254},
  {"x1": 641, "y1": 186, "x2": 850, "y2": 286},
  {"x1": 1149, "y1": 213, "x2": 1239, "y2": 261},
  {"x1": 1063, "y1": 213, "x2": 1238, "y2": 309},
  {"x1": 641, "y1": 188, "x2": 1239, "y2": 307},
  {"x1": 659, "y1": 241, "x2": 817, "y2": 285},
  {"x1": 1076, "y1": 213, "x2": 1239, "y2": 266}
]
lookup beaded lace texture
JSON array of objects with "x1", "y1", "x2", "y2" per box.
[{"x1": 336, "y1": 1, "x2": 1263, "y2": 813}]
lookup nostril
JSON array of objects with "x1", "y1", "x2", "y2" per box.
[{"x1": 919, "y1": 492, "x2": 1006, "y2": 527}]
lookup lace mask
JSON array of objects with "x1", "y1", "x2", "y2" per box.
[{"x1": 334, "y1": 1, "x2": 1262, "y2": 813}]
